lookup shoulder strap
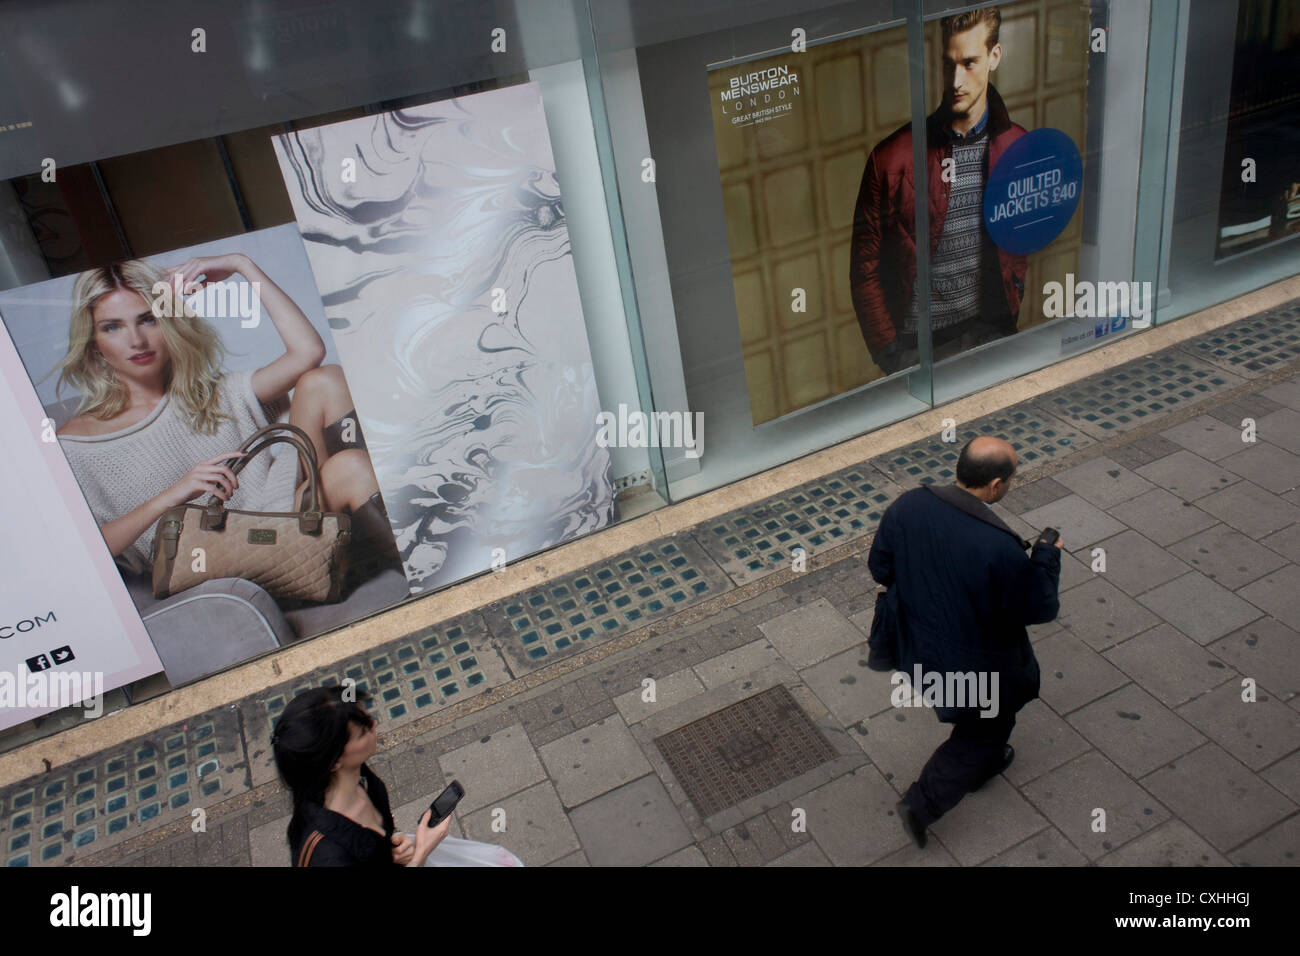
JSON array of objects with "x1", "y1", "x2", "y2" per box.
[
  {"x1": 297, "y1": 829, "x2": 325, "y2": 867},
  {"x1": 924, "y1": 484, "x2": 1030, "y2": 549}
]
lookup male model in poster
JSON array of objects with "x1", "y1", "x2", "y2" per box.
[{"x1": 850, "y1": 7, "x2": 1028, "y2": 374}]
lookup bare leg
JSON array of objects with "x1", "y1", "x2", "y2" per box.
[
  {"x1": 288, "y1": 365, "x2": 357, "y2": 467},
  {"x1": 316, "y1": 449, "x2": 379, "y2": 513}
]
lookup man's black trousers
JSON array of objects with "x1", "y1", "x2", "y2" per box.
[{"x1": 903, "y1": 709, "x2": 1019, "y2": 827}]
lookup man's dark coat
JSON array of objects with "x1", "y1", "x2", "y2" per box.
[{"x1": 867, "y1": 484, "x2": 1061, "y2": 721}]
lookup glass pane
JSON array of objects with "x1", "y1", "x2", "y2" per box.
[{"x1": 588, "y1": 0, "x2": 931, "y2": 500}]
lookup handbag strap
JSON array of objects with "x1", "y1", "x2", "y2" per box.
[
  {"x1": 201, "y1": 423, "x2": 327, "y2": 534},
  {"x1": 297, "y1": 830, "x2": 325, "y2": 867}
]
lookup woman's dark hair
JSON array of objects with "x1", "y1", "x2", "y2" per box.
[{"x1": 271, "y1": 685, "x2": 376, "y2": 849}]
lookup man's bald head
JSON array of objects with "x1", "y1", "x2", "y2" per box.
[{"x1": 955, "y1": 436, "x2": 1017, "y2": 501}]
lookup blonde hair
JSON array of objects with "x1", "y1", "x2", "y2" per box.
[{"x1": 54, "y1": 259, "x2": 231, "y2": 434}]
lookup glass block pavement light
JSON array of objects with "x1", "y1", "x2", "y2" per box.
[
  {"x1": 480, "y1": 535, "x2": 734, "y2": 676},
  {"x1": 1034, "y1": 351, "x2": 1244, "y2": 440},
  {"x1": 868, "y1": 405, "x2": 1094, "y2": 490},
  {"x1": 1, "y1": 708, "x2": 244, "y2": 867},
  {"x1": 1178, "y1": 302, "x2": 1300, "y2": 378},
  {"x1": 244, "y1": 611, "x2": 510, "y2": 788},
  {"x1": 692, "y1": 468, "x2": 905, "y2": 585}
]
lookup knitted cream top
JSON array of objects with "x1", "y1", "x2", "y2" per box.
[{"x1": 59, "y1": 369, "x2": 300, "y2": 575}]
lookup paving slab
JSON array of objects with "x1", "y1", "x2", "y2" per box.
[
  {"x1": 1109, "y1": 488, "x2": 1218, "y2": 546},
  {"x1": 1228, "y1": 814, "x2": 1300, "y2": 866},
  {"x1": 928, "y1": 775, "x2": 1049, "y2": 866},
  {"x1": 1260, "y1": 375, "x2": 1300, "y2": 411},
  {"x1": 613, "y1": 668, "x2": 706, "y2": 725},
  {"x1": 1057, "y1": 550, "x2": 1094, "y2": 592},
  {"x1": 567, "y1": 775, "x2": 693, "y2": 867},
  {"x1": 1090, "y1": 529, "x2": 1193, "y2": 597},
  {"x1": 1161, "y1": 414, "x2": 1253, "y2": 461},
  {"x1": 1175, "y1": 680, "x2": 1300, "y2": 771},
  {"x1": 794, "y1": 765, "x2": 911, "y2": 866},
  {"x1": 758, "y1": 598, "x2": 868, "y2": 670},
  {"x1": 651, "y1": 845, "x2": 709, "y2": 866},
  {"x1": 249, "y1": 815, "x2": 292, "y2": 868},
  {"x1": 1051, "y1": 456, "x2": 1156, "y2": 509},
  {"x1": 1261, "y1": 749, "x2": 1300, "y2": 805},
  {"x1": 1056, "y1": 577, "x2": 1162, "y2": 651},
  {"x1": 546, "y1": 850, "x2": 590, "y2": 866},
  {"x1": 436, "y1": 723, "x2": 547, "y2": 814},
  {"x1": 1065, "y1": 683, "x2": 1207, "y2": 778},
  {"x1": 1020, "y1": 751, "x2": 1170, "y2": 861},
  {"x1": 692, "y1": 638, "x2": 785, "y2": 689},
  {"x1": 998, "y1": 477, "x2": 1073, "y2": 515},
  {"x1": 1168, "y1": 524, "x2": 1288, "y2": 590},
  {"x1": 1137, "y1": 571, "x2": 1264, "y2": 645},
  {"x1": 460, "y1": 781, "x2": 579, "y2": 867},
  {"x1": 1034, "y1": 630, "x2": 1132, "y2": 715},
  {"x1": 1237, "y1": 564, "x2": 1300, "y2": 632},
  {"x1": 980, "y1": 826, "x2": 1090, "y2": 866},
  {"x1": 854, "y1": 705, "x2": 953, "y2": 795},
  {"x1": 1261, "y1": 523, "x2": 1300, "y2": 563},
  {"x1": 1095, "y1": 819, "x2": 1232, "y2": 866},
  {"x1": 1020, "y1": 494, "x2": 1128, "y2": 553},
  {"x1": 1002, "y1": 698, "x2": 1095, "y2": 787},
  {"x1": 1208, "y1": 618, "x2": 1300, "y2": 701},
  {"x1": 538, "y1": 716, "x2": 653, "y2": 809},
  {"x1": 1102, "y1": 624, "x2": 1238, "y2": 708},
  {"x1": 1194, "y1": 480, "x2": 1300, "y2": 540},
  {"x1": 1136, "y1": 450, "x2": 1240, "y2": 501},
  {"x1": 1142, "y1": 744, "x2": 1295, "y2": 853},
  {"x1": 1255, "y1": 407, "x2": 1300, "y2": 455},
  {"x1": 767, "y1": 841, "x2": 835, "y2": 867},
  {"x1": 1219, "y1": 441, "x2": 1300, "y2": 494},
  {"x1": 800, "y1": 642, "x2": 902, "y2": 726}
]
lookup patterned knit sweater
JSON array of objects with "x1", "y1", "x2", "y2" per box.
[
  {"x1": 903, "y1": 119, "x2": 991, "y2": 333},
  {"x1": 58, "y1": 369, "x2": 300, "y2": 575}
]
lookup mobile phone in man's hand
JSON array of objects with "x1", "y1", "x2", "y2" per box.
[
  {"x1": 1036, "y1": 527, "x2": 1060, "y2": 549},
  {"x1": 425, "y1": 780, "x2": 465, "y2": 827}
]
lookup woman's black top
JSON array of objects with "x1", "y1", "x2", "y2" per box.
[{"x1": 290, "y1": 764, "x2": 403, "y2": 867}]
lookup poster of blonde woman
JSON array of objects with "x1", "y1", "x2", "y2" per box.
[{"x1": 0, "y1": 224, "x2": 409, "y2": 686}]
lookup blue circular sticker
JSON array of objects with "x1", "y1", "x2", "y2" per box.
[{"x1": 983, "y1": 128, "x2": 1083, "y2": 256}]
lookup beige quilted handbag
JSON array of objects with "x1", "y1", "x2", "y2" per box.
[{"x1": 150, "y1": 423, "x2": 351, "y2": 603}]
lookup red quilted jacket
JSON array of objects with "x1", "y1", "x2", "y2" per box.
[{"x1": 849, "y1": 84, "x2": 1029, "y2": 354}]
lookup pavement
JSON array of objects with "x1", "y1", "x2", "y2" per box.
[{"x1": 7, "y1": 295, "x2": 1300, "y2": 868}]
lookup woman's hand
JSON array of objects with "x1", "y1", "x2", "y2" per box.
[
  {"x1": 160, "y1": 452, "x2": 246, "y2": 508},
  {"x1": 169, "y1": 254, "x2": 252, "y2": 295},
  {"x1": 391, "y1": 832, "x2": 416, "y2": 866},
  {"x1": 408, "y1": 810, "x2": 452, "y2": 867}
]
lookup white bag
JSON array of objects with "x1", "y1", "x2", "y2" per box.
[{"x1": 407, "y1": 834, "x2": 523, "y2": 867}]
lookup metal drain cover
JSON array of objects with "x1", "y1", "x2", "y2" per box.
[{"x1": 654, "y1": 685, "x2": 837, "y2": 818}]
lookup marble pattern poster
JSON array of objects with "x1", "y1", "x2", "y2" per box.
[{"x1": 272, "y1": 83, "x2": 616, "y2": 593}]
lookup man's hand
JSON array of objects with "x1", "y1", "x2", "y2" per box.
[{"x1": 391, "y1": 831, "x2": 415, "y2": 866}]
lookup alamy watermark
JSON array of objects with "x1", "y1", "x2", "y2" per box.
[
  {"x1": 0, "y1": 670, "x2": 104, "y2": 717},
  {"x1": 150, "y1": 274, "x2": 261, "y2": 328},
  {"x1": 595, "y1": 404, "x2": 704, "y2": 459},
  {"x1": 891, "y1": 665, "x2": 1000, "y2": 718},
  {"x1": 1042, "y1": 273, "x2": 1152, "y2": 329}
]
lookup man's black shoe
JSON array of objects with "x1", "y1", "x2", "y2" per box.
[
  {"x1": 896, "y1": 800, "x2": 927, "y2": 849},
  {"x1": 971, "y1": 745, "x2": 1015, "y2": 792}
]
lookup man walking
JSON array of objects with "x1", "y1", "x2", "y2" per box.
[
  {"x1": 867, "y1": 436, "x2": 1063, "y2": 847},
  {"x1": 850, "y1": 7, "x2": 1028, "y2": 374}
]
